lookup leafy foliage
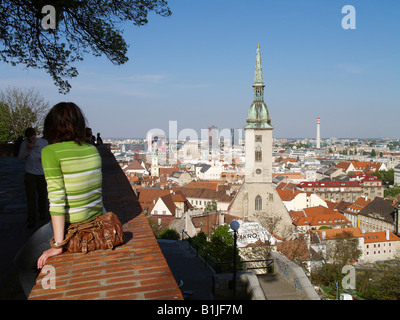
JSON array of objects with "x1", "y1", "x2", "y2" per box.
[
  {"x1": 192, "y1": 226, "x2": 241, "y2": 266},
  {"x1": 0, "y1": 87, "x2": 49, "y2": 142},
  {"x1": 372, "y1": 169, "x2": 394, "y2": 185},
  {"x1": 385, "y1": 186, "x2": 400, "y2": 200},
  {"x1": 157, "y1": 228, "x2": 180, "y2": 240},
  {"x1": 0, "y1": 0, "x2": 172, "y2": 93},
  {"x1": 368, "y1": 262, "x2": 400, "y2": 300},
  {"x1": 311, "y1": 231, "x2": 362, "y2": 293},
  {"x1": 204, "y1": 199, "x2": 217, "y2": 212}
]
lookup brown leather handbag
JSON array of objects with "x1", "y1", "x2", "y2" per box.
[{"x1": 50, "y1": 212, "x2": 124, "y2": 254}]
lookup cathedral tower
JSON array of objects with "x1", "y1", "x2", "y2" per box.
[
  {"x1": 228, "y1": 45, "x2": 293, "y2": 237},
  {"x1": 244, "y1": 44, "x2": 273, "y2": 185}
]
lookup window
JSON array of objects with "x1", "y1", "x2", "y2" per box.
[
  {"x1": 255, "y1": 135, "x2": 262, "y2": 142},
  {"x1": 255, "y1": 147, "x2": 262, "y2": 162},
  {"x1": 255, "y1": 195, "x2": 262, "y2": 211}
]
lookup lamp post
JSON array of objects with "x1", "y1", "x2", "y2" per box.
[{"x1": 230, "y1": 220, "x2": 240, "y2": 300}]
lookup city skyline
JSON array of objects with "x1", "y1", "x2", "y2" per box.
[{"x1": 1, "y1": 1, "x2": 399, "y2": 139}]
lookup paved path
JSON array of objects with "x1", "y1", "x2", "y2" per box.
[
  {"x1": 257, "y1": 273, "x2": 301, "y2": 300},
  {"x1": 157, "y1": 239, "x2": 214, "y2": 300},
  {"x1": 0, "y1": 156, "x2": 46, "y2": 299}
]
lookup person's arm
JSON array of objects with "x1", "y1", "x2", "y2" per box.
[
  {"x1": 37, "y1": 215, "x2": 65, "y2": 269},
  {"x1": 51, "y1": 215, "x2": 65, "y2": 244},
  {"x1": 41, "y1": 146, "x2": 67, "y2": 216},
  {"x1": 37, "y1": 146, "x2": 67, "y2": 269},
  {"x1": 17, "y1": 140, "x2": 29, "y2": 161}
]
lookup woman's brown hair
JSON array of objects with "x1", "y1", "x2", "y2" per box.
[{"x1": 43, "y1": 102, "x2": 87, "y2": 144}]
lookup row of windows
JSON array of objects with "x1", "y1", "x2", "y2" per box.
[
  {"x1": 366, "y1": 243, "x2": 392, "y2": 248},
  {"x1": 366, "y1": 250, "x2": 392, "y2": 255},
  {"x1": 187, "y1": 195, "x2": 265, "y2": 211},
  {"x1": 190, "y1": 200, "x2": 211, "y2": 206},
  {"x1": 153, "y1": 210, "x2": 167, "y2": 215}
]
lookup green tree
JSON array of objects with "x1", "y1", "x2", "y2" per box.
[
  {"x1": 192, "y1": 231, "x2": 208, "y2": 247},
  {"x1": 369, "y1": 262, "x2": 400, "y2": 300},
  {"x1": 371, "y1": 149, "x2": 376, "y2": 157},
  {"x1": 190, "y1": 225, "x2": 240, "y2": 269},
  {"x1": 0, "y1": 0, "x2": 172, "y2": 93},
  {"x1": 372, "y1": 169, "x2": 394, "y2": 185},
  {"x1": 384, "y1": 186, "x2": 400, "y2": 199},
  {"x1": 157, "y1": 228, "x2": 180, "y2": 240},
  {"x1": 204, "y1": 200, "x2": 217, "y2": 212},
  {"x1": 0, "y1": 87, "x2": 50, "y2": 142},
  {"x1": 207, "y1": 225, "x2": 235, "y2": 262},
  {"x1": 311, "y1": 231, "x2": 362, "y2": 291}
]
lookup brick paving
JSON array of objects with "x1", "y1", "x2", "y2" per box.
[
  {"x1": 0, "y1": 145, "x2": 183, "y2": 300},
  {"x1": 0, "y1": 155, "x2": 33, "y2": 299}
]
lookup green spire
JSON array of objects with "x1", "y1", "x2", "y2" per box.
[
  {"x1": 254, "y1": 44, "x2": 264, "y2": 87},
  {"x1": 245, "y1": 44, "x2": 273, "y2": 130}
]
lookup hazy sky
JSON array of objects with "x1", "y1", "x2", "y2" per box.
[{"x1": 1, "y1": 0, "x2": 399, "y2": 139}]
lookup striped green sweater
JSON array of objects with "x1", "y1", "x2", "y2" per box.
[{"x1": 41, "y1": 141, "x2": 104, "y2": 223}]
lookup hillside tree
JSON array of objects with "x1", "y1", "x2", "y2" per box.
[{"x1": 0, "y1": 87, "x2": 49, "y2": 142}]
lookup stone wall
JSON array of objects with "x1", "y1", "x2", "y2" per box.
[{"x1": 268, "y1": 251, "x2": 320, "y2": 300}]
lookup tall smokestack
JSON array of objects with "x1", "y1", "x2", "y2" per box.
[{"x1": 317, "y1": 117, "x2": 321, "y2": 149}]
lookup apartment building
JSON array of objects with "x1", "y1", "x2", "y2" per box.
[
  {"x1": 298, "y1": 181, "x2": 363, "y2": 203},
  {"x1": 297, "y1": 175, "x2": 384, "y2": 203},
  {"x1": 357, "y1": 197, "x2": 398, "y2": 233},
  {"x1": 362, "y1": 230, "x2": 400, "y2": 263}
]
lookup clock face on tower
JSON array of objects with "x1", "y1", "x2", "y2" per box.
[{"x1": 256, "y1": 169, "x2": 262, "y2": 175}]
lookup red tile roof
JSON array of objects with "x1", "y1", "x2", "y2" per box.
[
  {"x1": 344, "y1": 197, "x2": 371, "y2": 215},
  {"x1": 311, "y1": 227, "x2": 363, "y2": 240},
  {"x1": 276, "y1": 189, "x2": 303, "y2": 201},
  {"x1": 290, "y1": 206, "x2": 351, "y2": 227},
  {"x1": 363, "y1": 231, "x2": 400, "y2": 243}
]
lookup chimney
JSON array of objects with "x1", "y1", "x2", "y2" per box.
[
  {"x1": 316, "y1": 118, "x2": 321, "y2": 149},
  {"x1": 386, "y1": 230, "x2": 390, "y2": 241}
]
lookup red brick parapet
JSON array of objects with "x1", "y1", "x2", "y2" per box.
[{"x1": 28, "y1": 145, "x2": 183, "y2": 300}]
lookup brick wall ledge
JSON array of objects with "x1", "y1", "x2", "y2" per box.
[{"x1": 28, "y1": 145, "x2": 183, "y2": 300}]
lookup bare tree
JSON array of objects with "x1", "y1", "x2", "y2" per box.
[{"x1": 240, "y1": 214, "x2": 297, "y2": 273}]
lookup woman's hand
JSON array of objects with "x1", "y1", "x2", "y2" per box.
[
  {"x1": 37, "y1": 215, "x2": 66, "y2": 269},
  {"x1": 37, "y1": 247, "x2": 63, "y2": 269}
]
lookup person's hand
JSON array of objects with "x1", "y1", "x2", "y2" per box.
[{"x1": 37, "y1": 248, "x2": 63, "y2": 269}]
